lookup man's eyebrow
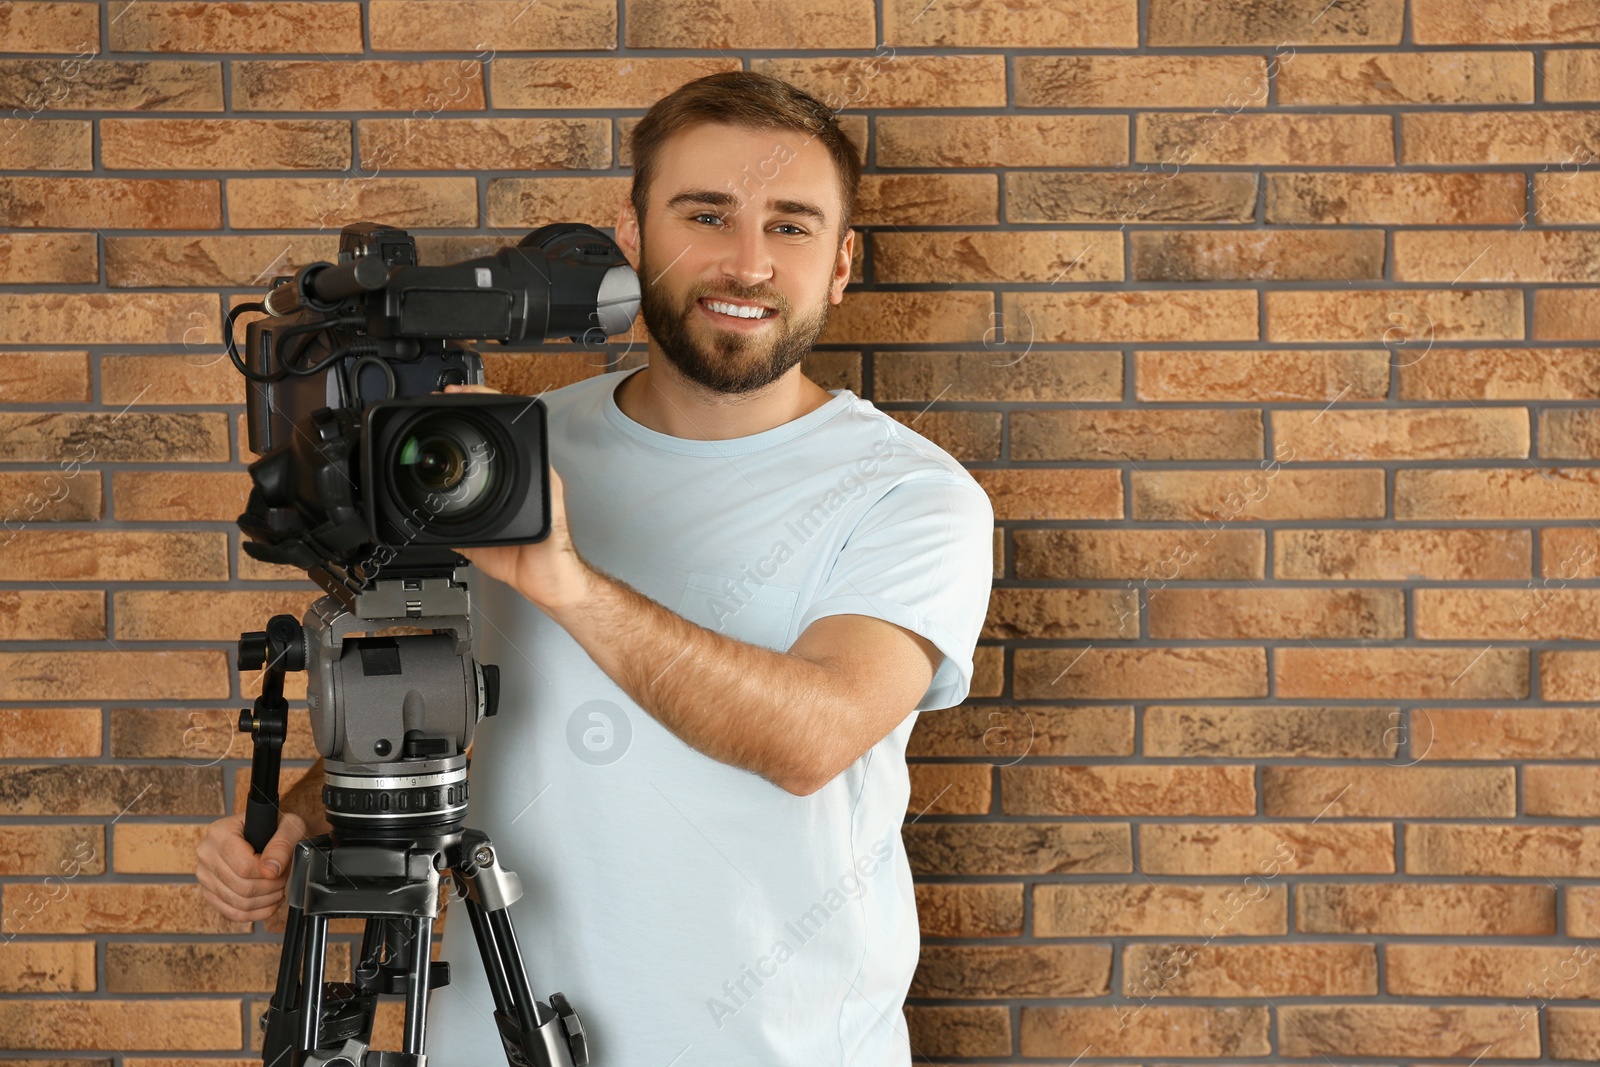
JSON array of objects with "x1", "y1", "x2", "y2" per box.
[{"x1": 664, "y1": 189, "x2": 828, "y2": 227}]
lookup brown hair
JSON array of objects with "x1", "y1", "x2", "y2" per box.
[{"x1": 627, "y1": 71, "x2": 863, "y2": 248}]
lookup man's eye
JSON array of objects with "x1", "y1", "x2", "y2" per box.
[
  {"x1": 693, "y1": 213, "x2": 724, "y2": 226},
  {"x1": 774, "y1": 223, "x2": 805, "y2": 235}
]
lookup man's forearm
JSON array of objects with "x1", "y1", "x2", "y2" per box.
[
  {"x1": 541, "y1": 563, "x2": 853, "y2": 795},
  {"x1": 279, "y1": 758, "x2": 331, "y2": 837}
]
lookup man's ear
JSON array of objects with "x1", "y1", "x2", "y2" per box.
[
  {"x1": 830, "y1": 228, "x2": 854, "y2": 304},
  {"x1": 616, "y1": 201, "x2": 641, "y2": 271}
]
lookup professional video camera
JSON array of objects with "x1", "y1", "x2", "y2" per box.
[{"x1": 224, "y1": 221, "x2": 639, "y2": 1067}]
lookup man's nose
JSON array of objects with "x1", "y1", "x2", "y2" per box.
[{"x1": 717, "y1": 216, "x2": 774, "y2": 289}]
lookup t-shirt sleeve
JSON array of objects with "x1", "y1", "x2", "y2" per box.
[{"x1": 792, "y1": 472, "x2": 995, "y2": 712}]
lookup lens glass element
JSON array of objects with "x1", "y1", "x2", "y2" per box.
[{"x1": 392, "y1": 414, "x2": 498, "y2": 521}]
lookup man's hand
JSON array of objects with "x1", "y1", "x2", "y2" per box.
[
  {"x1": 444, "y1": 383, "x2": 592, "y2": 612},
  {"x1": 195, "y1": 810, "x2": 306, "y2": 923}
]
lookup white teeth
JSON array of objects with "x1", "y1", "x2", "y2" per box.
[{"x1": 706, "y1": 300, "x2": 769, "y2": 319}]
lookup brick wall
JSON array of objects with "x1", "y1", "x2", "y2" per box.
[{"x1": 1, "y1": 0, "x2": 1598, "y2": 1060}]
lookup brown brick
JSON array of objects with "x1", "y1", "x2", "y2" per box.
[
  {"x1": 1007, "y1": 290, "x2": 1257, "y2": 343},
  {"x1": 1131, "y1": 228, "x2": 1384, "y2": 282},
  {"x1": 1526, "y1": 764, "x2": 1600, "y2": 816},
  {"x1": 1141, "y1": 822, "x2": 1395, "y2": 875},
  {"x1": 1543, "y1": 408, "x2": 1600, "y2": 458},
  {"x1": 0, "y1": 709, "x2": 100, "y2": 759},
  {"x1": 110, "y1": 1, "x2": 362, "y2": 52},
  {"x1": 1149, "y1": 0, "x2": 1401, "y2": 45},
  {"x1": 103, "y1": 355, "x2": 241, "y2": 406},
  {"x1": 112, "y1": 822, "x2": 209, "y2": 874},
  {"x1": 1278, "y1": 646, "x2": 1527, "y2": 701},
  {"x1": 108, "y1": 942, "x2": 349, "y2": 993},
  {"x1": 373, "y1": 0, "x2": 614, "y2": 48},
  {"x1": 913, "y1": 945, "x2": 1110, "y2": 998},
  {"x1": 0, "y1": 999, "x2": 241, "y2": 1049},
  {"x1": 233, "y1": 60, "x2": 486, "y2": 111},
  {"x1": 1413, "y1": 0, "x2": 1600, "y2": 43},
  {"x1": 1424, "y1": 707, "x2": 1600, "y2": 760},
  {"x1": 1407, "y1": 111, "x2": 1600, "y2": 164},
  {"x1": 0, "y1": 177, "x2": 220, "y2": 229},
  {"x1": 1014, "y1": 529, "x2": 1262, "y2": 581},
  {"x1": 1298, "y1": 881, "x2": 1555, "y2": 935},
  {"x1": 984, "y1": 589, "x2": 1132, "y2": 640},
  {"x1": 494, "y1": 57, "x2": 739, "y2": 108},
  {"x1": 1124, "y1": 942, "x2": 1375, "y2": 998},
  {"x1": 1402, "y1": 349, "x2": 1600, "y2": 400},
  {"x1": 855, "y1": 173, "x2": 997, "y2": 226},
  {"x1": 904, "y1": 1006, "x2": 1010, "y2": 1059},
  {"x1": 886, "y1": 0, "x2": 1136, "y2": 47},
  {"x1": 1535, "y1": 287, "x2": 1600, "y2": 340},
  {"x1": 1132, "y1": 468, "x2": 1386, "y2": 521},
  {"x1": 1537, "y1": 171, "x2": 1600, "y2": 224},
  {"x1": 628, "y1": 0, "x2": 869, "y2": 47},
  {"x1": 1278, "y1": 406, "x2": 1529, "y2": 460},
  {"x1": 0, "y1": 411, "x2": 228, "y2": 462},
  {"x1": 0, "y1": 119, "x2": 91, "y2": 169},
  {"x1": 113, "y1": 590, "x2": 321, "y2": 641},
  {"x1": 0, "y1": 292, "x2": 219, "y2": 345},
  {"x1": 874, "y1": 351, "x2": 1120, "y2": 402},
  {"x1": 1552, "y1": 1009, "x2": 1600, "y2": 1059},
  {"x1": 0, "y1": 58, "x2": 221, "y2": 111},
  {"x1": 1014, "y1": 646, "x2": 1266, "y2": 700},
  {"x1": 1008, "y1": 170, "x2": 1257, "y2": 224},
  {"x1": 0, "y1": 941, "x2": 96, "y2": 992},
  {"x1": 110, "y1": 708, "x2": 317, "y2": 762},
  {"x1": 486, "y1": 176, "x2": 629, "y2": 228},
  {"x1": 820, "y1": 291, "x2": 993, "y2": 346},
  {"x1": 0, "y1": 765, "x2": 222, "y2": 817},
  {"x1": 228, "y1": 176, "x2": 478, "y2": 230},
  {"x1": 874, "y1": 230, "x2": 1121, "y2": 285},
  {"x1": 879, "y1": 115, "x2": 1125, "y2": 168},
  {"x1": 1263, "y1": 765, "x2": 1514, "y2": 818},
  {"x1": 0, "y1": 470, "x2": 102, "y2": 525},
  {"x1": 1419, "y1": 588, "x2": 1600, "y2": 641},
  {"x1": 103, "y1": 118, "x2": 350, "y2": 171},
  {"x1": 481, "y1": 350, "x2": 621, "y2": 395},
  {"x1": 359, "y1": 117, "x2": 608, "y2": 171},
  {"x1": 1016, "y1": 54, "x2": 1267, "y2": 108},
  {"x1": 107, "y1": 235, "x2": 336, "y2": 290},
  {"x1": 1267, "y1": 287, "x2": 1523, "y2": 343},
  {"x1": 1136, "y1": 349, "x2": 1388, "y2": 403},
  {"x1": 0, "y1": 590, "x2": 104, "y2": 641},
  {"x1": 1567, "y1": 886, "x2": 1600, "y2": 936},
  {"x1": 1278, "y1": 1004, "x2": 1536, "y2": 1057},
  {"x1": 1409, "y1": 823, "x2": 1600, "y2": 877},
  {"x1": 3, "y1": 882, "x2": 247, "y2": 937},
  {"x1": 113, "y1": 471, "x2": 250, "y2": 523},
  {"x1": 907, "y1": 704, "x2": 1134, "y2": 758},
  {"x1": 1021, "y1": 1005, "x2": 1269, "y2": 1057},
  {"x1": 0, "y1": 651, "x2": 230, "y2": 701},
  {"x1": 1545, "y1": 650, "x2": 1600, "y2": 702},
  {"x1": 883, "y1": 410, "x2": 998, "y2": 462},
  {"x1": 1013, "y1": 408, "x2": 1261, "y2": 462},
  {"x1": 1150, "y1": 587, "x2": 1405, "y2": 640},
  {"x1": 0, "y1": 2, "x2": 98, "y2": 53},
  {"x1": 1279, "y1": 50, "x2": 1533, "y2": 104},
  {"x1": 1398, "y1": 467, "x2": 1600, "y2": 519},
  {"x1": 1278, "y1": 527, "x2": 1531, "y2": 582},
  {"x1": 1543, "y1": 527, "x2": 1600, "y2": 578},
  {"x1": 1138, "y1": 112, "x2": 1393, "y2": 166},
  {"x1": 0, "y1": 824, "x2": 102, "y2": 877},
  {"x1": 1267, "y1": 171, "x2": 1526, "y2": 225},
  {"x1": 1144, "y1": 705, "x2": 1399, "y2": 759},
  {"x1": 755, "y1": 54, "x2": 1003, "y2": 109},
  {"x1": 904, "y1": 822, "x2": 1131, "y2": 876},
  {"x1": 1549, "y1": 50, "x2": 1600, "y2": 101},
  {"x1": 1003, "y1": 765, "x2": 1255, "y2": 816},
  {"x1": 974, "y1": 470, "x2": 1123, "y2": 521},
  {"x1": 0, "y1": 235, "x2": 96, "y2": 283},
  {"x1": 1035, "y1": 882, "x2": 1286, "y2": 937},
  {"x1": 915, "y1": 883, "x2": 1022, "y2": 938},
  {"x1": 908, "y1": 764, "x2": 991, "y2": 816},
  {"x1": 1396, "y1": 229, "x2": 1600, "y2": 283},
  {"x1": 0, "y1": 531, "x2": 226, "y2": 582}
]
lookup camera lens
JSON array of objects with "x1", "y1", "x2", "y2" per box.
[{"x1": 392, "y1": 415, "x2": 498, "y2": 521}]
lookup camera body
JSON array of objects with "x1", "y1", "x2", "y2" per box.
[{"x1": 233, "y1": 220, "x2": 638, "y2": 593}]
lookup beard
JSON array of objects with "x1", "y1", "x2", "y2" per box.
[{"x1": 636, "y1": 232, "x2": 833, "y2": 395}]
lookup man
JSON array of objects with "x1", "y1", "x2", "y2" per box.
[{"x1": 195, "y1": 71, "x2": 994, "y2": 1066}]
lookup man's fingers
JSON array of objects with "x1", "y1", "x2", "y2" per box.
[{"x1": 196, "y1": 864, "x2": 282, "y2": 920}]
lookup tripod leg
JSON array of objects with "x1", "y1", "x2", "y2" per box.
[
  {"x1": 299, "y1": 914, "x2": 329, "y2": 1049},
  {"x1": 403, "y1": 915, "x2": 435, "y2": 1055}
]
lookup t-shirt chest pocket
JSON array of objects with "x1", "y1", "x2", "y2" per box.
[{"x1": 675, "y1": 570, "x2": 801, "y2": 652}]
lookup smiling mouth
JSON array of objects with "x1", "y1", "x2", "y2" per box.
[{"x1": 699, "y1": 297, "x2": 777, "y2": 321}]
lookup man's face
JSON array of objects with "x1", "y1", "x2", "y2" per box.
[{"x1": 620, "y1": 122, "x2": 854, "y2": 395}]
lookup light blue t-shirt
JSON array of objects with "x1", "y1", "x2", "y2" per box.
[{"x1": 425, "y1": 364, "x2": 994, "y2": 1067}]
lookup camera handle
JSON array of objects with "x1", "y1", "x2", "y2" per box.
[{"x1": 237, "y1": 615, "x2": 305, "y2": 853}]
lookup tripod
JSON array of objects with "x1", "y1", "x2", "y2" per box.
[{"x1": 238, "y1": 574, "x2": 588, "y2": 1067}]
